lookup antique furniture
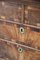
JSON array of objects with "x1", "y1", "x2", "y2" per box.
[{"x1": 0, "y1": 0, "x2": 40, "y2": 60}]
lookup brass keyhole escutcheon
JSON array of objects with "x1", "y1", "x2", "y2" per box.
[
  {"x1": 19, "y1": 27, "x2": 24, "y2": 33},
  {"x1": 18, "y1": 47, "x2": 23, "y2": 53}
]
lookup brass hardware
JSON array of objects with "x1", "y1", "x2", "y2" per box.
[{"x1": 19, "y1": 27, "x2": 24, "y2": 33}]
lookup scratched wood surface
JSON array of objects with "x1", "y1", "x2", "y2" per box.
[
  {"x1": 0, "y1": 1, "x2": 40, "y2": 60},
  {"x1": 0, "y1": 24, "x2": 40, "y2": 60}
]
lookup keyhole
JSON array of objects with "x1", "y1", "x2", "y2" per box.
[
  {"x1": 18, "y1": 47, "x2": 23, "y2": 53},
  {"x1": 20, "y1": 27, "x2": 24, "y2": 33}
]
